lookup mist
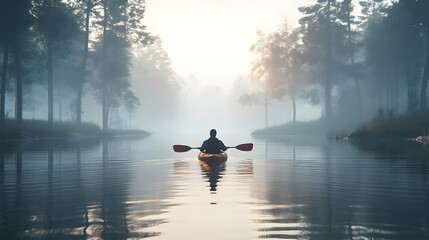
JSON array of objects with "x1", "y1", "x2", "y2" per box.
[
  {"x1": 4, "y1": 1, "x2": 429, "y2": 240},
  {"x1": 1, "y1": 0, "x2": 429, "y2": 140}
]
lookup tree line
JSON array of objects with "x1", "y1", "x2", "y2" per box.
[
  {"x1": 242, "y1": 0, "x2": 429, "y2": 129},
  {"x1": 0, "y1": 0, "x2": 155, "y2": 132}
]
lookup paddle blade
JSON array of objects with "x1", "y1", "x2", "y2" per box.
[
  {"x1": 173, "y1": 145, "x2": 192, "y2": 152},
  {"x1": 235, "y1": 143, "x2": 253, "y2": 151}
]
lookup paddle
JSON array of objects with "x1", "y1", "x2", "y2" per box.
[
  {"x1": 227, "y1": 143, "x2": 253, "y2": 151},
  {"x1": 173, "y1": 143, "x2": 253, "y2": 152},
  {"x1": 173, "y1": 145, "x2": 199, "y2": 152}
]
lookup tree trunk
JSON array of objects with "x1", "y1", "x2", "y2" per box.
[
  {"x1": 420, "y1": 47, "x2": 429, "y2": 111},
  {"x1": 353, "y1": 78, "x2": 362, "y2": 116},
  {"x1": 265, "y1": 79, "x2": 268, "y2": 128},
  {"x1": 76, "y1": 0, "x2": 92, "y2": 123},
  {"x1": 13, "y1": 37, "x2": 22, "y2": 123},
  {"x1": 47, "y1": 38, "x2": 54, "y2": 126},
  {"x1": 1, "y1": 42, "x2": 8, "y2": 121},
  {"x1": 291, "y1": 93, "x2": 296, "y2": 123},
  {"x1": 325, "y1": 0, "x2": 332, "y2": 122},
  {"x1": 346, "y1": 2, "x2": 363, "y2": 120},
  {"x1": 102, "y1": 0, "x2": 108, "y2": 133},
  {"x1": 390, "y1": 78, "x2": 393, "y2": 110},
  {"x1": 385, "y1": 72, "x2": 389, "y2": 110},
  {"x1": 395, "y1": 71, "x2": 398, "y2": 110},
  {"x1": 378, "y1": 79, "x2": 382, "y2": 110},
  {"x1": 47, "y1": 0, "x2": 55, "y2": 126},
  {"x1": 58, "y1": 77, "x2": 62, "y2": 122},
  {"x1": 288, "y1": 80, "x2": 296, "y2": 123}
]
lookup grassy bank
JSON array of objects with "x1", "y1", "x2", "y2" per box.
[
  {"x1": 252, "y1": 119, "x2": 330, "y2": 136},
  {"x1": 0, "y1": 119, "x2": 150, "y2": 140},
  {"x1": 251, "y1": 117, "x2": 359, "y2": 137},
  {"x1": 252, "y1": 111, "x2": 429, "y2": 140},
  {"x1": 348, "y1": 111, "x2": 429, "y2": 140}
]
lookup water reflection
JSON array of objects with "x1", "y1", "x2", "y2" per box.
[
  {"x1": 199, "y1": 159, "x2": 226, "y2": 192},
  {"x1": 1, "y1": 136, "x2": 429, "y2": 239},
  {"x1": 252, "y1": 136, "x2": 429, "y2": 239},
  {"x1": 145, "y1": 156, "x2": 257, "y2": 240},
  {"x1": 0, "y1": 138, "x2": 168, "y2": 239}
]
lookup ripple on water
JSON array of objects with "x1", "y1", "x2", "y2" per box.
[{"x1": 2, "y1": 138, "x2": 429, "y2": 239}]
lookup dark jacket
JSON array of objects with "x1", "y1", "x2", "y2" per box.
[{"x1": 200, "y1": 137, "x2": 227, "y2": 154}]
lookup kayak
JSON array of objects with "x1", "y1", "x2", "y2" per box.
[{"x1": 198, "y1": 151, "x2": 227, "y2": 163}]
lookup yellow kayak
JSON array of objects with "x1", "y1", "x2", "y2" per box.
[{"x1": 198, "y1": 151, "x2": 227, "y2": 163}]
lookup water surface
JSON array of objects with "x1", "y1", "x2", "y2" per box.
[{"x1": 1, "y1": 135, "x2": 429, "y2": 239}]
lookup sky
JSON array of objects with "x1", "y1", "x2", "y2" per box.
[
  {"x1": 70, "y1": 0, "x2": 324, "y2": 134},
  {"x1": 143, "y1": 0, "x2": 313, "y2": 90},
  {"x1": 131, "y1": 0, "x2": 321, "y2": 134}
]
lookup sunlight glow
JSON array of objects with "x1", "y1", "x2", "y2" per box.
[{"x1": 144, "y1": 0, "x2": 312, "y2": 89}]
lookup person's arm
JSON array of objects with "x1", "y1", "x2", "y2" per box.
[
  {"x1": 219, "y1": 140, "x2": 227, "y2": 151},
  {"x1": 200, "y1": 140, "x2": 207, "y2": 152}
]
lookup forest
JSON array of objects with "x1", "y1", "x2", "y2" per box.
[
  {"x1": 0, "y1": 0, "x2": 181, "y2": 138},
  {"x1": 2, "y1": 2, "x2": 429, "y2": 239},
  {"x1": 1, "y1": 0, "x2": 429, "y2": 138},
  {"x1": 242, "y1": 0, "x2": 429, "y2": 136}
]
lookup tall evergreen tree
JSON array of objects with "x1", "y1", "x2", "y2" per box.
[
  {"x1": 9, "y1": 0, "x2": 34, "y2": 123},
  {"x1": 0, "y1": 1, "x2": 11, "y2": 121},
  {"x1": 32, "y1": 0, "x2": 81, "y2": 125},
  {"x1": 299, "y1": 0, "x2": 341, "y2": 122},
  {"x1": 338, "y1": 0, "x2": 363, "y2": 119},
  {"x1": 363, "y1": 1, "x2": 425, "y2": 112},
  {"x1": 74, "y1": 0, "x2": 99, "y2": 123},
  {"x1": 406, "y1": 0, "x2": 429, "y2": 110},
  {"x1": 94, "y1": 0, "x2": 151, "y2": 133}
]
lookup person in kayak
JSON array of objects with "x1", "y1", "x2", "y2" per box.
[{"x1": 200, "y1": 129, "x2": 227, "y2": 154}]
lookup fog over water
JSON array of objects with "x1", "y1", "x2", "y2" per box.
[
  {"x1": 118, "y1": 0, "x2": 321, "y2": 134},
  {"x1": 2, "y1": 0, "x2": 397, "y2": 136},
  {"x1": 3, "y1": 0, "x2": 318, "y2": 134},
  {"x1": 3, "y1": 1, "x2": 429, "y2": 239},
  {"x1": 135, "y1": 0, "x2": 319, "y2": 133},
  {"x1": 2, "y1": 0, "x2": 427, "y2": 139},
  {"x1": 2, "y1": 135, "x2": 429, "y2": 239}
]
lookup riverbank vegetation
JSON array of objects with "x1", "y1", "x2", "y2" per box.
[
  {"x1": 0, "y1": 119, "x2": 149, "y2": 140},
  {"x1": 242, "y1": 1, "x2": 429, "y2": 137},
  {"x1": 253, "y1": 110, "x2": 429, "y2": 141},
  {"x1": 252, "y1": 119, "x2": 329, "y2": 136},
  {"x1": 348, "y1": 111, "x2": 429, "y2": 140},
  {"x1": 252, "y1": 116, "x2": 358, "y2": 137}
]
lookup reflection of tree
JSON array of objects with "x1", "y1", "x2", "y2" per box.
[
  {"x1": 0, "y1": 139, "x2": 169, "y2": 239},
  {"x1": 199, "y1": 160, "x2": 226, "y2": 192},
  {"x1": 0, "y1": 146, "x2": 7, "y2": 236},
  {"x1": 15, "y1": 150, "x2": 24, "y2": 238},
  {"x1": 76, "y1": 147, "x2": 89, "y2": 238},
  {"x1": 173, "y1": 160, "x2": 190, "y2": 175},
  {"x1": 257, "y1": 137, "x2": 429, "y2": 239},
  {"x1": 47, "y1": 148, "x2": 53, "y2": 239},
  {"x1": 236, "y1": 160, "x2": 254, "y2": 176},
  {"x1": 98, "y1": 139, "x2": 129, "y2": 239},
  {"x1": 323, "y1": 143, "x2": 333, "y2": 239},
  {"x1": 256, "y1": 141, "x2": 308, "y2": 239}
]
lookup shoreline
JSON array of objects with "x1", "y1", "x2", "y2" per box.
[
  {"x1": 251, "y1": 111, "x2": 429, "y2": 145},
  {"x1": 0, "y1": 119, "x2": 150, "y2": 142}
]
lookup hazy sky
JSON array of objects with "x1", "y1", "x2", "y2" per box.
[
  {"x1": 131, "y1": 0, "x2": 320, "y2": 133},
  {"x1": 144, "y1": 0, "x2": 313, "y2": 90}
]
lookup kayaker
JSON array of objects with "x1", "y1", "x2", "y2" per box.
[{"x1": 200, "y1": 129, "x2": 227, "y2": 154}]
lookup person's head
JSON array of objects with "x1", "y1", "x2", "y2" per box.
[{"x1": 210, "y1": 129, "x2": 217, "y2": 138}]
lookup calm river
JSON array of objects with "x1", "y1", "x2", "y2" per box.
[{"x1": 1, "y1": 134, "x2": 429, "y2": 239}]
